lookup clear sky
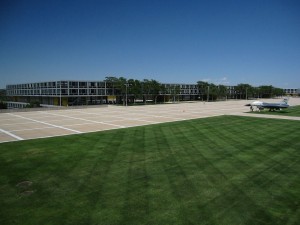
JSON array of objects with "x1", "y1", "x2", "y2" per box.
[{"x1": 1, "y1": 0, "x2": 300, "y2": 89}]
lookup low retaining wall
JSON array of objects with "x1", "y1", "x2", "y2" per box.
[{"x1": 0, "y1": 105, "x2": 108, "y2": 113}]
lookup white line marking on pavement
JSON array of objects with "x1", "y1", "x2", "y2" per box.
[
  {"x1": 111, "y1": 115, "x2": 159, "y2": 124},
  {"x1": 0, "y1": 128, "x2": 24, "y2": 140},
  {"x1": 1, "y1": 121, "x2": 41, "y2": 126},
  {"x1": 9, "y1": 113, "x2": 82, "y2": 134},
  {"x1": 39, "y1": 112, "x2": 125, "y2": 128},
  {"x1": 112, "y1": 112, "x2": 185, "y2": 121}
]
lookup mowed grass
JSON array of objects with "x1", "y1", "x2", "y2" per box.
[
  {"x1": 249, "y1": 105, "x2": 300, "y2": 117},
  {"x1": 0, "y1": 116, "x2": 300, "y2": 225}
]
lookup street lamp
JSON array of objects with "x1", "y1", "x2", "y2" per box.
[
  {"x1": 59, "y1": 81, "x2": 62, "y2": 107},
  {"x1": 124, "y1": 83, "x2": 130, "y2": 106},
  {"x1": 207, "y1": 86, "x2": 210, "y2": 102}
]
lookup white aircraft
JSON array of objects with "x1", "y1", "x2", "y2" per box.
[{"x1": 245, "y1": 98, "x2": 289, "y2": 112}]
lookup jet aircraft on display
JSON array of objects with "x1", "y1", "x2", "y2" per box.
[{"x1": 245, "y1": 98, "x2": 289, "y2": 111}]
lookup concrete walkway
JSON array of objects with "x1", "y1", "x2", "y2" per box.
[{"x1": 1, "y1": 97, "x2": 299, "y2": 143}]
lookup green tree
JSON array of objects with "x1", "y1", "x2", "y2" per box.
[
  {"x1": 235, "y1": 84, "x2": 253, "y2": 99},
  {"x1": 142, "y1": 79, "x2": 150, "y2": 103},
  {"x1": 259, "y1": 85, "x2": 273, "y2": 98},
  {"x1": 159, "y1": 84, "x2": 167, "y2": 102},
  {"x1": 151, "y1": 79, "x2": 162, "y2": 104},
  {"x1": 0, "y1": 101, "x2": 7, "y2": 109},
  {"x1": 0, "y1": 89, "x2": 7, "y2": 101},
  {"x1": 197, "y1": 81, "x2": 210, "y2": 101},
  {"x1": 217, "y1": 85, "x2": 228, "y2": 100},
  {"x1": 197, "y1": 82, "x2": 224, "y2": 101},
  {"x1": 208, "y1": 83, "x2": 218, "y2": 101},
  {"x1": 273, "y1": 87, "x2": 284, "y2": 97},
  {"x1": 104, "y1": 76, "x2": 119, "y2": 96},
  {"x1": 142, "y1": 79, "x2": 161, "y2": 104},
  {"x1": 128, "y1": 79, "x2": 142, "y2": 103},
  {"x1": 115, "y1": 77, "x2": 128, "y2": 105}
]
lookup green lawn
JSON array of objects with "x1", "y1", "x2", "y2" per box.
[
  {"x1": 249, "y1": 105, "x2": 300, "y2": 117},
  {"x1": 0, "y1": 116, "x2": 299, "y2": 225}
]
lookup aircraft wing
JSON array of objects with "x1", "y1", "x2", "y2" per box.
[{"x1": 262, "y1": 103, "x2": 289, "y2": 109}]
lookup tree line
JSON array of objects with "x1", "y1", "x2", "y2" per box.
[
  {"x1": 197, "y1": 81, "x2": 285, "y2": 101},
  {"x1": 0, "y1": 78, "x2": 286, "y2": 108},
  {"x1": 104, "y1": 76, "x2": 285, "y2": 104}
]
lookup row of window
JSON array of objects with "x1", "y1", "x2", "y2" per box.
[
  {"x1": 164, "y1": 84, "x2": 198, "y2": 89},
  {"x1": 6, "y1": 88, "x2": 199, "y2": 96},
  {"x1": 8, "y1": 81, "x2": 296, "y2": 96},
  {"x1": 283, "y1": 89, "x2": 299, "y2": 94},
  {"x1": 7, "y1": 89, "x2": 108, "y2": 96},
  {"x1": 6, "y1": 81, "x2": 107, "y2": 89},
  {"x1": 6, "y1": 102, "x2": 29, "y2": 109},
  {"x1": 163, "y1": 90, "x2": 199, "y2": 94},
  {"x1": 7, "y1": 83, "x2": 199, "y2": 90}
]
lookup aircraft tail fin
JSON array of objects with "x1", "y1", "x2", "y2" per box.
[{"x1": 282, "y1": 98, "x2": 289, "y2": 104}]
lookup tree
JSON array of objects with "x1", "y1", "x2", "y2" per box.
[
  {"x1": 197, "y1": 82, "x2": 225, "y2": 101},
  {"x1": 104, "y1": 76, "x2": 119, "y2": 96},
  {"x1": 252, "y1": 87, "x2": 261, "y2": 98},
  {"x1": 142, "y1": 79, "x2": 150, "y2": 103},
  {"x1": 217, "y1": 85, "x2": 228, "y2": 100},
  {"x1": 142, "y1": 79, "x2": 161, "y2": 104},
  {"x1": 259, "y1": 85, "x2": 274, "y2": 98},
  {"x1": 273, "y1": 87, "x2": 284, "y2": 97},
  {"x1": 117, "y1": 77, "x2": 128, "y2": 105},
  {"x1": 25, "y1": 101, "x2": 40, "y2": 108},
  {"x1": 197, "y1": 81, "x2": 210, "y2": 101},
  {"x1": 0, "y1": 101, "x2": 7, "y2": 109},
  {"x1": 235, "y1": 84, "x2": 253, "y2": 99},
  {"x1": 208, "y1": 83, "x2": 218, "y2": 101},
  {"x1": 0, "y1": 89, "x2": 6, "y2": 100},
  {"x1": 159, "y1": 84, "x2": 167, "y2": 102},
  {"x1": 128, "y1": 79, "x2": 142, "y2": 103},
  {"x1": 150, "y1": 79, "x2": 162, "y2": 104}
]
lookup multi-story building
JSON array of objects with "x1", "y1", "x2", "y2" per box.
[
  {"x1": 5, "y1": 80, "x2": 201, "y2": 108},
  {"x1": 283, "y1": 88, "x2": 299, "y2": 96},
  {"x1": 6, "y1": 80, "x2": 297, "y2": 108},
  {"x1": 161, "y1": 83, "x2": 199, "y2": 101},
  {"x1": 6, "y1": 81, "x2": 113, "y2": 108}
]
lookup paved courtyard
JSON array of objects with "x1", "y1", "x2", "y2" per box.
[{"x1": 1, "y1": 98, "x2": 300, "y2": 143}]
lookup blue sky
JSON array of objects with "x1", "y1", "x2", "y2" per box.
[{"x1": 1, "y1": 0, "x2": 300, "y2": 88}]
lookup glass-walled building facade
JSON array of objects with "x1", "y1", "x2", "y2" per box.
[
  {"x1": 6, "y1": 80, "x2": 201, "y2": 108},
  {"x1": 6, "y1": 81, "x2": 111, "y2": 107},
  {"x1": 283, "y1": 88, "x2": 299, "y2": 96},
  {"x1": 6, "y1": 79, "x2": 292, "y2": 108}
]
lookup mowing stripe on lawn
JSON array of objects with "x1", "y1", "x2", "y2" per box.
[{"x1": 0, "y1": 116, "x2": 299, "y2": 225}]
